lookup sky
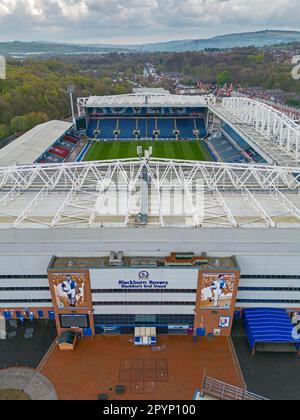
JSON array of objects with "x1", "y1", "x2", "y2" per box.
[{"x1": 0, "y1": 0, "x2": 299, "y2": 44}]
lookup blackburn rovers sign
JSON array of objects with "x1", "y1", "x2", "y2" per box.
[{"x1": 118, "y1": 270, "x2": 168, "y2": 289}]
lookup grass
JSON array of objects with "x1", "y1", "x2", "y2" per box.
[
  {"x1": 0, "y1": 389, "x2": 31, "y2": 400},
  {"x1": 83, "y1": 140, "x2": 212, "y2": 162}
]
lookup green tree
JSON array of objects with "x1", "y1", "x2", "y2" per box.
[{"x1": 217, "y1": 71, "x2": 232, "y2": 86}]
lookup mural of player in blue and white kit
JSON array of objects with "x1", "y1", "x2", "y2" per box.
[
  {"x1": 200, "y1": 273, "x2": 236, "y2": 309},
  {"x1": 51, "y1": 272, "x2": 87, "y2": 308}
]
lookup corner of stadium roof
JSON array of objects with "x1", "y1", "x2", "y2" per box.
[{"x1": 0, "y1": 120, "x2": 73, "y2": 167}]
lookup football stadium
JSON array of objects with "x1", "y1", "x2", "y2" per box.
[{"x1": 1, "y1": 88, "x2": 300, "y2": 399}]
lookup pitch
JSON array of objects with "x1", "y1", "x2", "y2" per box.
[{"x1": 83, "y1": 141, "x2": 212, "y2": 162}]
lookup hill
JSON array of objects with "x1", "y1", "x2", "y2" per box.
[{"x1": 1, "y1": 30, "x2": 300, "y2": 57}]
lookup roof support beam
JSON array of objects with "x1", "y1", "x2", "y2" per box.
[
  {"x1": 270, "y1": 187, "x2": 300, "y2": 220},
  {"x1": 13, "y1": 185, "x2": 50, "y2": 227},
  {"x1": 242, "y1": 187, "x2": 275, "y2": 227}
]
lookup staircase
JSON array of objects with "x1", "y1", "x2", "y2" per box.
[{"x1": 201, "y1": 376, "x2": 268, "y2": 401}]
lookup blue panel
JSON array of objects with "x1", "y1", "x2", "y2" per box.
[
  {"x1": 48, "y1": 311, "x2": 55, "y2": 320},
  {"x1": 38, "y1": 310, "x2": 44, "y2": 319},
  {"x1": 196, "y1": 328, "x2": 206, "y2": 337},
  {"x1": 16, "y1": 311, "x2": 24, "y2": 322},
  {"x1": 83, "y1": 328, "x2": 93, "y2": 337},
  {"x1": 3, "y1": 311, "x2": 12, "y2": 320}
]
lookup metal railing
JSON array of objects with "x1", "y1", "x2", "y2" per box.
[{"x1": 202, "y1": 376, "x2": 268, "y2": 401}]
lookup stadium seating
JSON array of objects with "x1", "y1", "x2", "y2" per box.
[
  {"x1": 147, "y1": 119, "x2": 156, "y2": 138},
  {"x1": 176, "y1": 119, "x2": 195, "y2": 139},
  {"x1": 86, "y1": 116, "x2": 207, "y2": 141},
  {"x1": 40, "y1": 154, "x2": 65, "y2": 164},
  {"x1": 222, "y1": 124, "x2": 266, "y2": 163},
  {"x1": 98, "y1": 119, "x2": 117, "y2": 139},
  {"x1": 64, "y1": 134, "x2": 78, "y2": 144},
  {"x1": 49, "y1": 146, "x2": 70, "y2": 159},
  {"x1": 159, "y1": 119, "x2": 175, "y2": 139},
  {"x1": 36, "y1": 132, "x2": 79, "y2": 164},
  {"x1": 119, "y1": 119, "x2": 137, "y2": 139},
  {"x1": 60, "y1": 140, "x2": 75, "y2": 151},
  {"x1": 206, "y1": 133, "x2": 247, "y2": 164},
  {"x1": 196, "y1": 119, "x2": 207, "y2": 137},
  {"x1": 138, "y1": 119, "x2": 147, "y2": 139},
  {"x1": 87, "y1": 119, "x2": 98, "y2": 138}
]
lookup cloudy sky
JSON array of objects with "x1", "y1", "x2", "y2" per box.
[{"x1": 0, "y1": 0, "x2": 299, "y2": 44}]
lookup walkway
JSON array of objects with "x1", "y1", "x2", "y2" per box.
[{"x1": 0, "y1": 368, "x2": 57, "y2": 400}]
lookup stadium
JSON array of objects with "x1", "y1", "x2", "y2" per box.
[{"x1": 1, "y1": 88, "x2": 300, "y2": 399}]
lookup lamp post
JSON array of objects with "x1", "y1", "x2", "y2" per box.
[{"x1": 68, "y1": 84, "x2": 76, "y2": 126}]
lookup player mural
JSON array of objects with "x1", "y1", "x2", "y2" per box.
[
  {"x1": 49, "y1": 272, "x2": 90, "y2": 309},
  {"x1": 199, "y1": 273, "x2": 237, "y2": 310}
]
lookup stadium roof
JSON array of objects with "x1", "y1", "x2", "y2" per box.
[
  {"x1": 0, "y1": 120, "x2": 73, "y2": 167},
  {"x1": 0, "y1": 158, "x2": 300, "y2": 230},
  {"x1": 212, "y1": 98, "x2": 300, "y2": 167},
  {"x1": 84, "y1": 92, "x2": 215, "y2": 109}
]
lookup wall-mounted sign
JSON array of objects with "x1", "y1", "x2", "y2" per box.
[
  {"x1": 90, "y1": 268, "x2": 199, "y2": 290},
  {"x1": 118, "y1": 279, "x2": 169, "y2": 289},
  {"x1": 219, "y1": 316, "x2": 231, "y2": 328}
]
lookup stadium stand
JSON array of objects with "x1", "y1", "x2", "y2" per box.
[
  {"x1": 86, "y1": 108, "x2": 207, "y2": 141},
  {"x1": 205, "y1": 132, "x2": 247, "y2": 164},
  {"x1": 36, "y1": 133, "x2": 79, "y2": 164},
  {"x1": 222, "y1": 124, "x2": 267, "y2": 163}
]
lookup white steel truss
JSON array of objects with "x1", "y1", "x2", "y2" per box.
[
  {"x1": 0, "y1": 159, "x2": 299, "y2": 229},
  {"x1": 77, "y1": 92, "x2": 216, "y2": 116},
  {"x1": 212, "y1": 97, "x2": 300, "y2": 166}
]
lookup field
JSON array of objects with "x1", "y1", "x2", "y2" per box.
[{"x1": 83, "y1": 140, "x2": 212, "y2": 162}]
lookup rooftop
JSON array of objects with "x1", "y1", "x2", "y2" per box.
[
  {"x1": 84, "y1": 92, "x2": 215, "y2": 109},
  {"x1": 49, "y1": 253, "x2": 238, "y2": 270},
  {"x1": 0, "y1": 158, "x2": 299, "y2": 230},
  {"x1": 0, "y1": 120, "x2": 73, "y2": 167}
]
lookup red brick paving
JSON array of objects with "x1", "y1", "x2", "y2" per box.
[{"x1": 40, "y1": 335, "x2": 244, "y2": 400}]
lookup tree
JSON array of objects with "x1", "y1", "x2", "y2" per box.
[
  {"x1": 217, "y1": 71, "x2": 232, "y2": 86},
  {"x1": 0, "y1": 124, "x2": 9, "y2": 140}
]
